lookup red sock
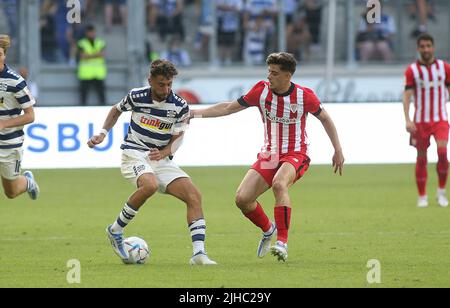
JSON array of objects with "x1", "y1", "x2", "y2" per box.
[
  {"x1": 437, "y1": 148, "x2": 448, "y2": 189},
  {"x1": 416, "y1": 156, "x2": 428, "y2": 196},
  {"x1": 244, "y1": 202, "x2": 272, "y2": 233},
  {"x1": 274, "y1": 206, "x2": 291, "y2": 244}
]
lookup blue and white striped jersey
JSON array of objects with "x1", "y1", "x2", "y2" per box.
[
  {"x1": 0, "y1": 64, "x2": 36, "y2": 150},
  {"x1": 116, "y1": 86, "x2": 190, "y2": 152}
]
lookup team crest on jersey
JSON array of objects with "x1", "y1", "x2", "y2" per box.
[{"x1": 290, "y1": 104, "x2": 298, "y2": 113}]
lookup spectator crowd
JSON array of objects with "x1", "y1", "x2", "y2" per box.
[
  {"x1": 33, "y1": 0, "x2": 324, "y2": 66},
  {"x1": 0, "y1": 0, "x2": 442, "y2": 67}
]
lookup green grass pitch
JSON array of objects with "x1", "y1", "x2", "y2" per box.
[{"x1": 1, "y1": 165, "x2": 449, "y2": 288}]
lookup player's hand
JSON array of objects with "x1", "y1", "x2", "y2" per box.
[
  {"x1": 406, "y1": 121, "x2": 417, "y2": 134},
  {"x1": 0, "y1": 120, "x2": 5, "y2": 130},
  {"x1": 149, "y1": 148, "x2": 167, "y2": 161},
  {"x1": 333, "y1": 149, "x2": 345, "y2": 176},
  {"x1": 87, "y1": 134, "x2": 105, "y2": 148}
]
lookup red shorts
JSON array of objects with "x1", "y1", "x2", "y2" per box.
[
  {"x1": 410, "y1": 121, "x2": 449, "y2": 150},
  {"x1": 251, "y1": 152, "x2": 311, "y2": 187}
]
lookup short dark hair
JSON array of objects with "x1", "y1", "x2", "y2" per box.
[
  {"x1": 417, "y1": 33, "x2": 434, "y2": 47},
  {"x1": 85, "y1": 24, "x2": 95, "y2": 32},
  {"x1": 266, "y1": 52, "x2": 297, "y2": 74},
  {"x1": 150, "y1": 59, "x2": 179, "y2": 79}
]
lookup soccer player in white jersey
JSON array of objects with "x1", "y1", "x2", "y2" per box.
[
  {"x1": 88, "y1": 60, "x2": 216, "y2": 265},
  {"x1": 0, "y1": 34, "x2": 39, "y2": 201},
  {"x1": 191, "y1": 52, "x2": 344, "y2": 262},
  {"x1": 404, "y1": 33, "x2": 450, "y2": 208}
]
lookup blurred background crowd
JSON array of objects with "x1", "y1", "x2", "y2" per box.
[{"x1": 1, "y1": 0, "x2": 449, "y2": 106}]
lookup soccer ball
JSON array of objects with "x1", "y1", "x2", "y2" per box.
[{"x1": 123, "y1": 237, "x2": 150, "y2": 265}]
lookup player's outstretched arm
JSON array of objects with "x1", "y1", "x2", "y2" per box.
[
  {"x1": 316, "y1": 109, "x2": 345, "y2": 176},
  {"x1": 190, "y1": 100, "x2": 246, "y2": 119},
  {"x1": 0, "y1": 107, "x2": 35, "y2": 130},
  {"x1": 87, "y1": 106, "x2": 122, "y2": 148},
  {"x1": 403, "y1": 89, "x2": 416, "y2": 134}
]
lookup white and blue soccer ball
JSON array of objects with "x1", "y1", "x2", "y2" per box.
[{"x1": 123, "y1": 237, "x2": 150, "y2": 265}]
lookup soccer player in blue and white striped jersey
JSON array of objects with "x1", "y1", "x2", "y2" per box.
[
  {"x1": 88, "y1": 60, "x2": 216, "y2": 265},
  {"x1": 0, "y1": 34, "x2": 39, "y2": 201}
]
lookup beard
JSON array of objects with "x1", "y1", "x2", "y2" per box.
[{"x1": 421, "y1": 53, "x2": 433, "y2": 63}]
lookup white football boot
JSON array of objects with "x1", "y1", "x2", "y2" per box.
[
  {"x1": 24, "y1": 171, "x2": 39, "y2": 200},
  {"x1": 189, "y1": 251, "x2": 217, "y2": 265},
  {"x1": 270, "y1": 241, "x2": 288, "y2": 262},
  {"x1": 106, "y1": 225, "x2": 129, "y2": 260},
  {"x1": 257, "y1": 222, "x2": 277, "y2": 258},
  {"x1": 437, "y1": 189, "x2": 449, "y2": 208},
  {"x1": 417, "y1": 196, "x2": 429, "y2": 208}
]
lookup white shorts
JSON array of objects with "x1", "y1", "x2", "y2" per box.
[
  {"x1": 121, "y1": 149, "x2": 189, "y2": 193},
  {"x1": 0, "y1": 148, "x2": 23, "y2": 180}
]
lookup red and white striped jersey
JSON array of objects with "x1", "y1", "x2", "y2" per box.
[
  {"x1": 238, "y1": 81, "x2": 322, "y2": 157},
  {"x1": 405, "y1": 59, "x2": 450, "y2": 124}
]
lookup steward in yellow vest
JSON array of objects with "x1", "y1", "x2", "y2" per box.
[
  {"x1": 78, "y1": 33, "x2": 107, "y2": 80},
  {"x1": 77, "y1": 25, "x2": 107, "y2": 106}
]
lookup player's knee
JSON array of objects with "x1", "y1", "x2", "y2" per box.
[
  {"x1": 417, "y1": 150, "x2": 428, "y2": 159},
  {"x1": 235, "y1": 191, "x2": 250, "y2": 209},
  {"x1": 140, "y1": 183, "x2": 158, "y2": 198},
  {"x1": 234, "y1": 191, "x2": 243, "y2": 207},
  {"x1": 417, "y1": 155, "x2": 428, "y2": 165},
  {"x1": 272, "y1": 180, "x2": 288, "y2": 195},
  {"x1": 438, "y1": 147, "x2": 448, "y2": 160}
]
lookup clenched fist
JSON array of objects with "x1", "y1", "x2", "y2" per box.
[{"x1": 87, "y1": 134, "x2": 106, "y2": 148}]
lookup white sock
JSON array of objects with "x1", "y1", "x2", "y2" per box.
[
  {"x1": 111, "y1": 203, "x2": 139, "y2": 233},
  {"x1": 264, "y1": 223, "x2": 275, "y2": 236},
  {"x1": 189, "y1": 219, "x2": 206, "y2": 255},
  {"x1": 24, "y1": 174, "x2": 32, "y2": 191}
]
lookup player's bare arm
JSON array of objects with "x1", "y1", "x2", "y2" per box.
[
  {"x1": 87, "y1": 106, "x2": 122, "y2": 148},
  {"x1": 0, "y1": 106, "x2": 35, "y2": 130},
  {"x1": 403, "y1": 88, "x2": 416, "y2": 134},
  {"x1": 149, "y1": 132, "x2": 185, "y2": 161},
  {"x1": 191, "y1": 100, "x2": 246, "y2": 119},
  {"x1": 316, "y1": 109, "x2": 345, "y2": 175}
]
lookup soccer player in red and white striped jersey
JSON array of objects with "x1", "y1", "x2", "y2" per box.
[
  {"x1": 403, "y1": 33, "x2": 450, "y2": 208},
  {"x1": 192, "y1": 53, "x2": 344, "y2": 262}
]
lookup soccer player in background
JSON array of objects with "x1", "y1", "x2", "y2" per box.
[
  {"x1": 191, "y1": 52, "x2": 344, "y2": 262},
  {"x1": 88, "y1": 60, "x2": 216, "y2": 265},
  {"x1": 0, "y1": 34, "x2": 40, "y2": 201},
  {"x1": 403, "y1": 33, "x2": 450, "y2": 208}
]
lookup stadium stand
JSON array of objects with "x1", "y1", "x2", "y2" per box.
[{"x1": 1, "y1": 0, "x2": 449, "y2": 106}]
